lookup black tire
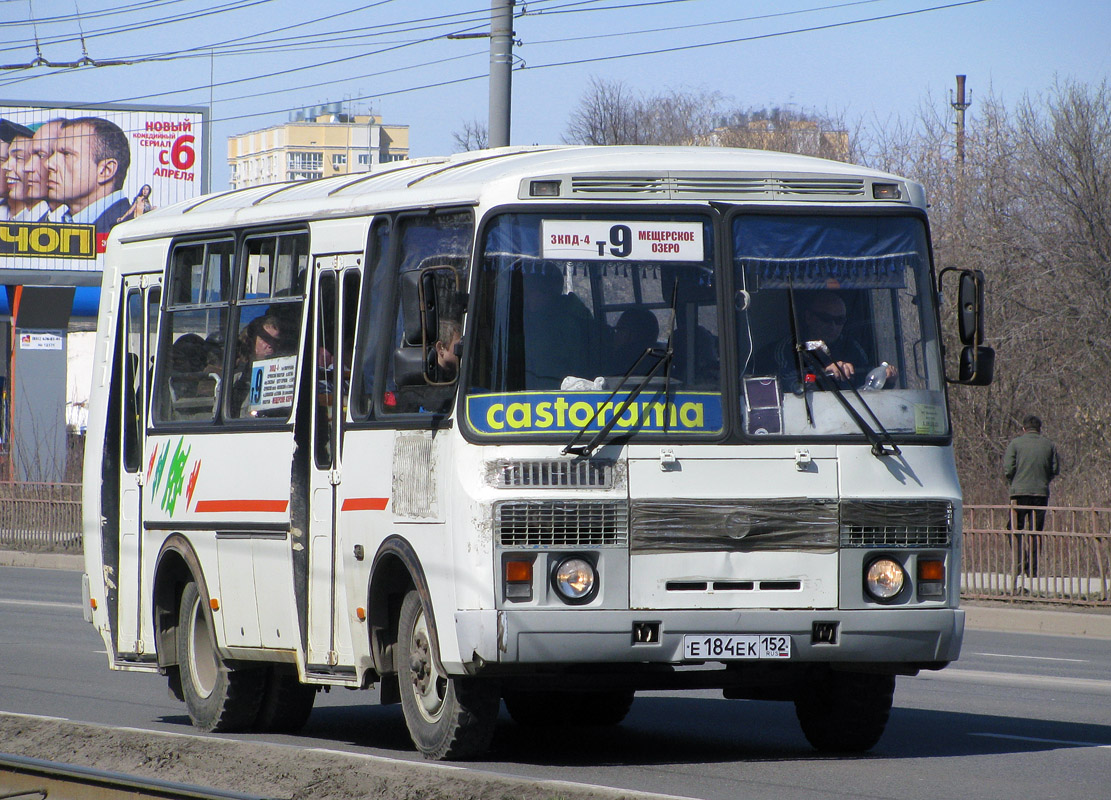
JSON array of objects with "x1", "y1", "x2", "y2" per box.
[
  {"x1": 176, "y1": 580, "x2": 264, "y2": 732},
  {"x1": 397, "y1": 590, "x2": 499, "y2": 760},
  {"x1": 794, "y1": 670, "x2": 895, "y2": 753},
  {"x1": 254, "y1": 667, "x2": 317, "y2": 733},
  {"x1": 504, "y1": 689, "x2": 635, "y2": 728}
]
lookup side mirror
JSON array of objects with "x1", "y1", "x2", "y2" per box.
[
  {"x1": 959, "y1": 345, "x2": 995, "y2": 386},
  {"x1": 395, "y1": 264, "x2": 462, "y2": 387},
  {"x1": 958, "y1": 270, "x2": 985, "y2": 345},
  {"x1": 940, "y1": 267, "x2": 993, "y2": 386}
]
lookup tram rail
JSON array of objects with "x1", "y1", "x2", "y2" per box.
[{"x1": 0, "y1": 752, "x2": 271, "y2": 800}]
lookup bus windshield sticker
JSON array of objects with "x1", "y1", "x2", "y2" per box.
[
  {"x1": 465, "y1": 391, "x2": 723, "y2": 436},
  {"x1": 248, "y1": 355, "x2": 297, "y2": 411},
  {"x1": 542, "y1": 220, "x2": 703, "y2": 262}
]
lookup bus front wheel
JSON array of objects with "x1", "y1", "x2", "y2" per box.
[
  {"x1": 177, "y1": 580, "x2": 264, "y2": 732},
  {"x1": 793, "y1": 670, "x2": 895, "y2": 752},
  {"x1": 397, "y1": 590, "x2": 498, "y2": 759}
]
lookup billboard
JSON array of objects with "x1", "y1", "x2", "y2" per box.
[{"x1": 0, "y1": 101, "x2": 207, "y2": 285}]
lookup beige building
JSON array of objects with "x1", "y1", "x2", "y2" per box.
[
  {"x1": 700, "y1": 119, "x2": 851, "y2": 163},
  {"x1": 228, "y1": 106, "x2": 409, "y2": 189}
]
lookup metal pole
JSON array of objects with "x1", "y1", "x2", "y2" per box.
[{"x1": 488, "y1": 0, "x2": 514, "y2": 148}]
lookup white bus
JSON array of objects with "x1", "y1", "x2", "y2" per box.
[{"x1": 82, "y1": 146, "x2": 992, "y2": 759}]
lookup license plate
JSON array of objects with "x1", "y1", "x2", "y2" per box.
[{"x1": 683, "y1": 634, "x2": 792, "y2": 660}]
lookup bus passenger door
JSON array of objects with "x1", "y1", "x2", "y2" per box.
[
  {"x1": 117, "y1": 274, "x2": 160, "y2": 659},
  {"x1": 306, "y1": 258, "x2": 361, "y2": 670}
]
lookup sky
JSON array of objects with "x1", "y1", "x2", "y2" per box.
[{"x1": 0, "y1": 0, "x2": 1107, "y2": 191}]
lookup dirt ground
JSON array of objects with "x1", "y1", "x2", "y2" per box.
[{"x1": 0, "y1": 714, "x2": 671, "y2": 800}]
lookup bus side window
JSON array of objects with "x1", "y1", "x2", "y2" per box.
[
  {"x1": 227, "y1": 232, "x2": 308, "y2": 421},
  {"x1": 351, "y1": 218, "x2": 392, "y2": 420},
  {"x1": 382, "y1": 211, "x2": 472, "y2": 416},
  {"x1": 153, "y1": 240, "x2": 233, "y2": 423},
  {"x1": 122, "y1": 290, "x2": 143, "y2": 472}
]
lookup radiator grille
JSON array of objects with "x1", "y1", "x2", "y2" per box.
[
  {"x1": 840, "y1": 500, "x2": 953, "y2": 547},
  {"x1": 496, "y1": 459, "x2": 613, "y2": 489},
  {"x1": 496, "y1": 501, "x2": 629, "y2": 548}
]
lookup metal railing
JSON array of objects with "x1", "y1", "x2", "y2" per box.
[
  {"x1": 962, "y1": 505, "x2": 1111, "y2": 606},
  {"x1": 1, "y1": 487, "x2": 1109, "y2": 609},
  {"x1": 0, "y1": 482, "x2": 82, "y2": 552}
]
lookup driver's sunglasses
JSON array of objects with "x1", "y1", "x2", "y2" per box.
[{"x1": 809, "y1": 309, "x2": 846, "y2": 325}]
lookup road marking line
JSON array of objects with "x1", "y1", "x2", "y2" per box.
[
  {"x1": 972, "y1": 652, "x2": 1088, "y2": 663},
  {"x1": 918, "y1": 668, "x2": 1111, "y2": 695},
  {"x1": 970, "y1": 732, "x2": 1111, "y2": 749},
  {"x1": 0, "y1": 598, "x2": 82, "y2": 610}
]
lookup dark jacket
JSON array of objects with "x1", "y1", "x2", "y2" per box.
[{"x1": 1004, "y1": 432, "x2": 1060, "y2": 497}]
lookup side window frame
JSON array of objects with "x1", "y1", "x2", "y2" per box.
[
  {"x1": 378, "y1": 208, "x2": 473, "y2": 419},
  {"x1": 151, "y1": 237, "x2": 235, "y2": 426},
  {"x1": 224, "y1": 230, "x2": 309, "y2": 424}
]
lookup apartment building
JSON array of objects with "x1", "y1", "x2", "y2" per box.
[{"x1": 228, "y1": 105, "x2": 409, "y2": 189}]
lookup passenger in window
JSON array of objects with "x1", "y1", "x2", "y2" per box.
[
  {"x1": 231, "y1": 314, "x2": 289, "y2": 415},
  {"x1": 241, "y1": 314, "x2": 283, "y2": 362},
  {"x1": 766, "y1": 291, "x2": 895, "y2": 391},
  {"x1": 430, "y1": 318, "x2": 462, "y2": 383},
  {"x1": 521, "y1": 265, "x2": 595, "y2": 388},
  {"x1": 171, "y1": 333, "x2": 208, "y2": 375},
  {"x1": 609, "y1": 308, "x2": 659, "y2": 375}
]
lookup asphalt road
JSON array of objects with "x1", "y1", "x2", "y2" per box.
[{"x1": 2, "y1": 563, "x2": 1110, "y2": 800}]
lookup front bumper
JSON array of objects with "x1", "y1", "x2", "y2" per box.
[{"x1": 460, "y1": 606, "x2": 964, "y2": 667}]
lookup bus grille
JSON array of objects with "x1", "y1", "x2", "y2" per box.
[
  {"x1": 839, "y1": 500, "x2": 953, "y2": 547},
  {"x1": 495, "y1": 501, "x2": 629, "y2": 548},
  {"x1": 495, "y1": 459, "x2": 613, "y2": 489}
]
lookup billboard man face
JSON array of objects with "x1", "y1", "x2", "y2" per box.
[
  {"x1": 46, "y1": 120, "x2": 121, "y2": 215},
  {"x1": 0, "y1": 140, "x2": 8, "y2": 202},
  {"x1": 3, "y1": 135, "x2": 33, "y2": 206},
  {"x1": 25, "y1": 120, "x2": 63, "y2": 204}
]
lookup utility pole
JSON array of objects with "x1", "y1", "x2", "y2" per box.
[
  {"x1": 951, "y1": 74, "x2": 971, "y2": 165},
  {"x1": 951, "y1": 75, "x2": 972, "y2": 229},
  {"x1": 488, "y1": 0, "x2": 514, "y2": 148}
]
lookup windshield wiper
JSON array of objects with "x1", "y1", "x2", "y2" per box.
[
  {"x1": 564, "y1": 283, "x2": 680, "y2": 458},
  {"x1": 797, "y1": 343, "x2": 901, "y2": 458},
  {"x1": 562, "y1": 344, "x2": 673, "y2": 457}
]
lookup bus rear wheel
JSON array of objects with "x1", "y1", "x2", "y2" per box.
[
  {"x1": 397, "y1": 590, "x2": 498, "y2": 760},
  {"x1": 177, "y1": 580, "x2": 264, "y2": 732},
  {"x1": 793, "y1": 670, "x2": 895, "y2": 753},
  {"x1": 503, "y1": 689, "x2": 635, "y2": 727}
]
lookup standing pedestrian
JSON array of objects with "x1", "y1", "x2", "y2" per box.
[{"x1": 1003, "y1": 415, "x2": 1060, "y2": 577}]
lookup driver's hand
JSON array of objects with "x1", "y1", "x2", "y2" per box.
[{"x1": 826, "y1": 361, "x2": 855, "y2": 381}]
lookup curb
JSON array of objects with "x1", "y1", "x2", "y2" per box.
[
  {"x1": 963, "y1": 602, "x2": 1111, "y2": 639},
  {"x1": 0, "y1": 551, "x2": 84, "y2": 571}
]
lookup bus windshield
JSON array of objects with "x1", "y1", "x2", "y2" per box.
[
  {"x1": 735, "y1": 212, "x2": 948, "y2": 439},
  {"x1": 467, "y1": 212, "x2": 722, "y2": 441},
  {"x1": 464, "y1": 210, "x2": 947, "y2": 443}
]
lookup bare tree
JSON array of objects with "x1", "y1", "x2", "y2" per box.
[
  {"x1": 563, "y1": 77, "x2": 649, "y2": 145},
  {"x1": 563, "y1": 76, "x2": 856, "y2": 159},
  {"x1": 869, "y1": 79, "x2": 1111, "y2": 505},
  {"x1": 452, "y1": 119, "x2": 489, "y2": 152}
]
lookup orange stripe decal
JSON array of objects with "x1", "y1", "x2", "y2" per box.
[
  {"x1": 193, "y1": 499, "x2": 289, "y2": 513},
  {"x1": 341, "y1": 497, "x2": 389, "y2": 512}
]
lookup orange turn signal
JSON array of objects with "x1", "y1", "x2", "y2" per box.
[
  {"x1": 209, "y1": 598, "x2": 220, "y2": 611},
  {"x1": 918, "y1": 560, "x2": 945, "y2": 581},
  {"x1": 356, "y1": 607, "x2": 367, "y2": 621},
  {"x1": 506, "y1": 560, "x2": 533, "y2": 583}
]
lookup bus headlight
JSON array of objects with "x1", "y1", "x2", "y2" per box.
[
  {"x1": 552, "y1": 557, "x2": 597, "y2": 604},
  {"x1": 864, "y1": 557, "x2": 905, "y2": 601}
]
